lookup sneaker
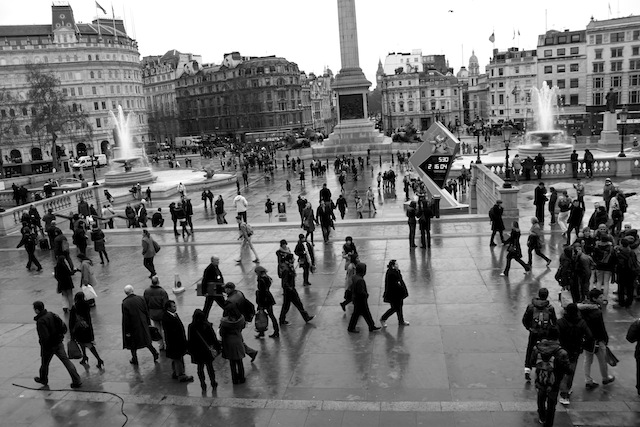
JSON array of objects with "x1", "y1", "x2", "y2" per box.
[
  {"x1": 70, "y1": 382, "x2": 82, "y2": 389},
  {"x1": 499, "y1": 273, "x2": 506, "y2": 276},
  {"x1": 380, "y1": 318, "x2": 388, "y2": 328},
  {"x1": 369, "y1": 326, "x2": 381, "y2": 332},
  {"x1": 305, "y1": 315, "x2": 314, "y2": 323},
  {"x1": 585, "y1": 382, "x2": 600, "y2": 390},
  {"x1": 603, "y1": 376, "x2": 615, "y2": 385},
  {"x1": 400, "y1": 321, "x2": 410, "y2": 326},
  {"x1": 559, "y1": 396, "x2": 570, "y2": 406},
  {"x1": 34, "y1": 377, "x2": 48, "y2": 386},
  {"x1": 340, "y1": 302, "x2": 346, "y2": 312},
  {"x1": 524, "y1": 367, "x2": 531, "y2": 382}
]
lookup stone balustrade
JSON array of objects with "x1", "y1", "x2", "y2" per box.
[{"x1": 469, "y1": 163, "x2": 520, "y2": 230}]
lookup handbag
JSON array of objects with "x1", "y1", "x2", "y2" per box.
[
  {"x1": 152, "y1": 240, "x2": 161, "y2": 253},
  {"x1": 149, "y1": 326, "x2": 162, "y2": 341},
  {"x1": 67, "y1": 340, "x2": 82, "y2": 359},
  {"x1": 605, "y1": 346, "x2": 619, "y2": 367},
  {"x1": 73, "y1": 315, "x2": 90, "y2": 335},
  {"x1": 197, "y1": 330, "x2": 218, "y2": 360},
  {"x1": 255, "y1": 308, "x2": 269, "y2": 332},
  {"x1": 81, "y1": 284, "x2": 98, "y2": 301}
]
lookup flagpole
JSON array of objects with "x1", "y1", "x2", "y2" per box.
[
  {"x1": 111, "y1": 4, "x2": 118, "y2": 42},
  {"x1": 95, "y1": 2, "x2": 102, "y2": 40}
]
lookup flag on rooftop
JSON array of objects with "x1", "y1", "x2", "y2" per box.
[
  {"x1": 96, "y1": 1, "x2": 107, "y2": 15},
  {"x1": 489, "y1": 32, "x2": 495, "y2": 43}
]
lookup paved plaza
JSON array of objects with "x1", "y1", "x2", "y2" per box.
[{"x1": 1, "y1": 156, "x2": 640, "y2": 426}]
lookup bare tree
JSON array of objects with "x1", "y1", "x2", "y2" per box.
[
  {"x1": 0, "y1": 89, "x2": 19, "y2": 178},
  {"x1": 26, "y1": 64, "x2": 92, "y2": 170}
]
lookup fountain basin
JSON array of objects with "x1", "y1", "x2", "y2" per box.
[{"x1": 104, "y1": 167, "x2": 155, "y2": 186}]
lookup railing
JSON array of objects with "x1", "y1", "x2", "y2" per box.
[{"x1": 484, "y1": 157, "x2": 640, "y2": 180}]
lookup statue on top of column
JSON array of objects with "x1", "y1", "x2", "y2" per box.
[{"x1": 605, "y1": 88, "x2": 617, "y2": 113}]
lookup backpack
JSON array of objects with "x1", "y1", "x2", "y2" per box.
[
  {"x1": 244, "y1": 223, "x2": 253, "y2": 236},
  {"x1": 534, "y1": 348, "x2": 558, "y2": 392},
  {"x1": 530, "y1": 305, "x2": 552, "y2": 335},
  {"x1": 617, "y1": 194, "x2": 627, "y2": 213},
  {"x1": 241, "y1": 299, "x2": 256, "y2": 322},
  {"x1": 254, "y1": 308, "x2": 268, "y2": 332},
  {"x1": 52, "y1": 312, "x2": 68, "y2": 336}
]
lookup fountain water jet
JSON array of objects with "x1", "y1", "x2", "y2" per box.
[
  {"x1": 104, "y1": 106, "x2": 155, "y2": 186},
  {"x1": 517, "y1": 82, "x2": 573, "y2": 160}
]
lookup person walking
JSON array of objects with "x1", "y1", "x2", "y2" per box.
[
  {"x1": 54, "y1": 255, "x2": 75, "y2": 313},
  {"x1": 69, "y1": 292, "x2": 104, "y2": 369},
  {"x1": 488, "y1": 200, "x2": 506, "y2": 246},
  {"x1": 592, "y1": 235, "x2": 615, "y2": 303},
  {"x1": 77, "y1": 253, "x2": 97, "y2": 305},
  {"x1": 548, "y1": 187, "x2": 558, "y2": 225},
  {"x1": 174, "y1": 202, "x2": 190, "y2": 237},
  {"x1": 177, "y1": 182, "x2": 186, "y2": 198},
  {"x1": 184, "y1": 198, "x2": 194, "y2": 233},
  {"x1": 255, "y1": 266, "x2": 279, "y2": 338},
  {"x1": 512, "y1": 155, "x2": 522, "y2": 182},
  {"x1": 235, "y1": 215, "x2": 259, "y2": 263},
  {"x1": 557, "y1": 190, "x2": 571, "y2": 234},
  {"x1": 201, "y1": 256, "x2": 226, "y2": 319},
  {"x1": 144, "y1": 276, "x2": 169, "y2": 351},
  {"x1": 141, "y1": 229, "x2": 160, "y2": 278},
  {"x1": 530, "y1": 326, "x2": 570, "y2": 427},
  {"x1": 527, "y1": 217, "x2": 552, "y2": 267},
  {"x1": 316, "y1": 200, "x2": 336, "y2": 243},
  {"x1": 336, "y1": 194, "x2": 348, "y2": 220},
  {"x1": 566, "y1": 200, "x2": 585, "y2": 245},
  {"x1": 233, "y1": 191, "x2": 248, "y2": 223},
  {"x1": 613, "y1": 237, "x2": 638, "y2": 308},
  {"x1": 348, "y1": 262, "x2": 381, "y2": 333},
  {"x1": 534, "y1": 182, "x2": 548, "y2": 224},
  {"x1": 265, "y1": 197, "x2": 275, "y2": 222},
  {"x1": 121, "y1": 285, "x2": 159, "y2": 366},
  {"x1": 220, "y1": 304, "x2": 247, "y2": 384},
  {"x1": 277, "y1": 246, "x2": 314, "y2": 325},
  {"x1": 580, "y1": 288, "x2": 615, "y2": 389},
  {"x1": 145, "y1": 187, "x2": 152, "y2": 207},
  {"x1": 222, "y1": 282, "x2": 259, "y2": 362},
  {"x1": 188, "y1": 309, "x2": 222, "y2": 392},
  {"x1": 32, "y1": 301, "x2": 83, "y2": 388},
  {"x1": 573, "y1": 178, "x2": 585, "y2": 210},
  {"x1": 169, "y1": 202, "x2": 179, "y2": 236},
  {"x1": 294, "y1": 233, "x2": 315, "y2": 286},
  {"x1": 18, "y1": 227, "x2": 42, "y2": 271},
  {"x1": 625, "y1": 316, "x2": 640, "y2": 396},
  {"x1": 301, "y1": 202, "x2": 316, "y2": 244},
  {"x1": 557, "y1": 303, "x2": 592, "y2": 406},
  {"x1": 90, "y1": 223, "x2": 109, "y2": 264},
  {"x1": 522, "y1": 288, "x2": 557, "y2": 382},
  {"x1": 340, "y1": 253, "x2": 358, "y2": 311},
  {"x1": 407, "y1": 201, "x2": 418, "y2": 248},
  {"x1": 366, "y1": 186, "x2": 377, "y2": 212},
  {"x1": 137, "y1": 201, "x2": 148, "y2": 228},
  {"x1": 355, "y1": 195, "x2": 364, "y2": 219},
  {"x1": 380, "y1": 260, "x2": 409, "y2": 327},
  {"x1": 53, "y1": 227, "x2": 74, "y2": 271},
  {"x1": 214, "y1": 195, "x2": 227, "y2": 224},
  {"x1": 286, "y1": 179, "x2": 291, "y2": 196},
  {"x1": 500, "y1": 221, "x2": 531, "y2": 276},
  {"x1": 162, "y1": 300, "x2": 194, "y2": 383}
]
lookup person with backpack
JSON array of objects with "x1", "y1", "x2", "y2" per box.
[
  {"x1": 625, "y1": 316, "x2": 640, "y2": 396},
  {"x1": 33, "y1": 301, "x2": 82, "y2": 388},
  {"x1": 529, "y1": 326, "x2": 570, "y2": 426},
  {"x1": 223, "y1": 282, "x2": 259, "y2": 362},
  {"x1": 488, "y1": 200, "x2": 505, "y2": 246},
  {"x1": 579, "y1": 288, "x2": 615, "y2": 389},
  {"x1": 557, "y1": 303, "x2": 593, "y2": 406},
  {"x1": 235, "y1": 215, "x2": 259, "y2": 263},
  {"x1": 522, "y1": 288, "x2": 558, "y2": 381},
  {"x1": 614, "y1": 237, "x2": 639, "y2": 308},
  {"x1": 592, "y1": 235, "x2": 616, "y2": 304}
]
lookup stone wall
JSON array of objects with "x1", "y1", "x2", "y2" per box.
[{"x1": 469, "y1": 164, "x2": 520, "y2": 230}]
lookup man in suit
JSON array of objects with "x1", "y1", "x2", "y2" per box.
[
  {"x1": 162, "y1": 300, "x2": 193, "y2": 382},
  {"x1": 316, "y1": 200, "x2": 336, "y2": 243},
  {"x1": 534, "y1": 182, "x2": 548, "y2": 224}
]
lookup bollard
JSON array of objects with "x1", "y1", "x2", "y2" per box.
[
  {"x1": 172, "y1": 273, "x2": 185, "y2": 294},
  {"x1": 432, "y1": 195, "x2": 441, "y2": 218}
]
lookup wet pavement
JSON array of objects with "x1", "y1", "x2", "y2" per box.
[{"x1": 1, "y1": 155, "x2": 640, "y2": 426}]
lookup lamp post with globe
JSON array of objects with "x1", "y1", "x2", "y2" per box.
[
  {"x1": 86, "y1": 144, "x2": 99, "y2": 186},
  {"x1": 502, "y1": 121, "x2": 513, "y2": 188},
  {"x1": 618, "y1": 107, "x2": 628, "y2": 158},
  {"x1": 473, "y1": 116, "x2": 483, "y2": 164}
]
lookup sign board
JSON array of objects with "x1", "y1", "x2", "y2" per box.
[{"x1": 410, "y1": 122, "x2": 459, "y2": 188}]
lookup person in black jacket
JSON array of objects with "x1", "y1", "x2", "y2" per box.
[
  {"x1": 255, "y1": 266, "x2": 279, "y2": 338},
  {"x1": 69, "y1": 292, "x2": 104, "y2": 369},
  {"x1": 162, "y1": 300, "x2": 194, "y2": 382},
  {"x1": 626, "y1": 317, "x2": 640, "y2": 396},
  {"x1": 406, "y1": 201, "x2": 417, "y2": 248},
  {"x1": 18, "y1": 226, "x2": 42, "y2": 271},
  {"x1": 579, "y1": 288, "x2": 615, "y2": 389},
  {"x1": 347, "y1": 262, "x2": 381, "y2": 333},
  {"x1": 501, "y1": 221, "x2": 531, "y2": 276},
  {"x1": 202, "y1": 256, "x2": 226, "y2": 319},
  {"x1": 566, "y1": 200, "x2": 584, "y2": 245},
  {"x1": 557, "y1": 303, "x2": 592, "y2": 405},
  {"x1": 380, "y1": 260, "x2": 409, "y2": 327},
  {"x1": 488, "y1": 200, "x2": 505, "y2": 246},
  {"x1": 187, "y1": 309, "x2": 222, "y2": 392},
  {"x1": 33, "y1": 301, "x2": 82, "y2": 388},
  {"x1": 417, "y1": 198, "x2": 433, "y2": 249},
  {"x1": 522, "y1": 288, "x2": 557, "y2": 381},
  {"x1": 169, "y1": 202, "x2": 179, "y2": 235},
  {"x1": 294, "y1": 234, "x2": 315, "y2": 286}
]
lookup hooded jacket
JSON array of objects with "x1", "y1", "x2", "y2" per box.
[
  {"x1": 352, "y1": 262, "x2": 369, "y2": 303},
  {"x1": 528, "y1": 339, "x2": 570, "y2": 386},
  {"x1": 578, "y1": 303, "x2": 608, "y2": 347},
  {"x1": 557, "y1": 314, "x2": 592, "y2": 357},
  {"x1": 522, "y1": 298, "x2": 557, "y2": 331}
]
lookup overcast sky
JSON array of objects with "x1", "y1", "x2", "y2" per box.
[{"x1": 1, "y1": 0, "x2": 638, "y2": 83}]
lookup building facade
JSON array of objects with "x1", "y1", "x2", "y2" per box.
[
  {"x1": 585, "y1": 15, "x2": 640, "y2": 133},
  {"x1": 536, "y1": 29, "x2": 588, "y2": 134},
  {"x1": 142, "y1": 50, "x2": 202, "y2": 150},
  {"x1": 467, "y1": 51, "x2": 490, "y2": 123},
  {"x1": 175, "y1": 53, "x2": 312, "y2": 142},
  {"x1": 307, "y1": 69, "x2": 336, "y2": 135},
  {"x1": 0, "y1": 4, "x2": 147, "y2": 177}
]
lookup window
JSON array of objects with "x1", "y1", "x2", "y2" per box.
[
  {"x1": 570, "y1": 78, "x2": 579, "y2": 88},
  {"x1": 634, "y1": 30, "x2": 640, "y2": 41},
  {"x1": 593, "y1": 92, "x2": 603, "y2": 105},
  {"x1": 101, "y1": 101, "x2": 106, "y2": 110},
  {"x1": 515, "y1": 66, "x2": 520, "y2": 74},
  {"x1": 557, "y1": 48, "x2": 566, "y2": 56},
  {"x1": 630, "y1": 59, "x2": 640, "y2": 70},
  {"x1": 94, "y1": 102, "x2": 99, "y2": 110},
  {"x1": 92, "y1": 86, "x2": 97, "y2": 95},
  {"x1": 498, "y1": 68, "x2": 504, "y2": 76},
  {"x1": 546, "y1": 80, "x2": 553, "y2": 87},
  {"x1": 430, "y1": 90, "x2": 435, "y2": 97},
  {"x1": 491, "y1": 95, "x2": 495, "y2": 105},
  {"x1": 611, "y1": 32, "x2": 624, "y2": 42},
  {"x1": 557, "y1": 79, "x2": 565, "y2": 89},
  {"x1": 25, "y1": 125, "x2": 31, "y2": 134},
  {"x1": 593, "y1": 62, "x2": 604, "y2": 73},
  {"x1": 96, "y1": 118, "x2": 102, "y2": 128},
  {"x1": 611, "y1": 61, "x2": 623, "y2": 72},
  {"x1": 440, "y1": 89, "x2": 445, "y2": 96},
  {"x1": 499, "y1": 94, "x2": 504, "y2": 105},
  {"x1": 570, "y1": 47, "x2": 579, "y2": 55},
  {"x1": 498, "y1": 82, "x2": 504, "y2": 88},
  {"x1": 570, "y1": 63, "x2": 579, "y2": 72},
  {"x1": 90, "y1": 71, "x2": 94, "y2": 78},
  {"x1": 408, "y1": 101, "x2": 414, "y2": 112},
  {"x1": 544, "y1": 65, "x2": 553, "y2": 74},
  {"x1": 630, "y1": 90, "x2": 640, "y2": 104},
  {"x1": 571, "y1": 34, "x2": 581, "y2": 42},
  {"x1": 593, "y1": 77, "x2": 604, "y2": 88},
  {"x1": 544, "y1": 49, "x2": 552, "y2": 57},
  {"x1": 611, "y1": 47, "x2": 623, "y2": 57},
  {"x1": 631, "y1": 74, "x2": 640, "y2": 86},
  {"x1": 633, "y1": 46, "x2": 640, "y2": 56},
  {"x1": 557, "y1": 64, "x2": 566, "y2": 73},
  {"x1": 611, "y1": 76, "x2": 622, "y2": 87},
  {"x1": 595, "y1": 34, "x2": 602, "y2": 44},
  {"x1": 595, "y1": 49, "x2": 603, "y2": 59},
  {"x1": 399, "y1": 102, "x2": 404, "y2": 112}
]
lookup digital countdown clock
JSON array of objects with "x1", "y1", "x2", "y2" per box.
[{"x1": 418, "y1": 155, "x2": 454, "y2": 188}]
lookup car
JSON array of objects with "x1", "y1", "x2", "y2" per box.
[
  {"x1": 72, "y1": 154, "x2": 107, "y2": 169},
  {"x1": 53, "y1": 177, "x2": 84, "y2": 191}
]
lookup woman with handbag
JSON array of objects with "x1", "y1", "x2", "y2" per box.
[
  {"x1": 527, "y1": 217, "x2": 552, "y2": 267},
  {"x1": 69, "y1": 292, "x2": 104, "y2": 368},
  {"x1": 187, "y1": 309, "x2": 222, "y2": 392},
  {"x1": 254, "y1": 266, "x2": 279, "y2": 339},
  {"x1": 54, "y1": 255, "x2": 75, "y2": 313},
  {"x1": 90, "y1": 223, "x2": 109, "y2": 264},
  {"x1": 340, "y1": 253, "x2": 358, "y2": 311},
  {"x1": 219, "y1": 303, "x2": 246, "y2": 384},
  {"x1": 301, "y1": 202, "x2": 316, "y2": 245},
  {"x1": 77, "y1": 254, "x2": 97, "y2": 307},
  {"x1": 500, "y1": 221, "x2": 531, "y2": 276},
  {"x1": 380, "y1": 260, "x2": 410, "y2": 327}
]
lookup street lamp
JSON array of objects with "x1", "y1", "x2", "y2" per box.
[
  {"x1": 473, "y1": 116, "x2": 483, "y2": 164},
  {"x1": 618, "y1": 106, "x2": 628, "y2": 158},
  {"x1": 86, "y1": 144, "x2": 99, "y2": 186},
  {"x1": 502, "y1": 121, "x2": 513, "y2": 188}
]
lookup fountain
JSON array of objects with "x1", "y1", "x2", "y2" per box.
[
  {"x1": 104, "y1": 106, "x2": 156, "y2": 186},
  {"x1": 517, "y1": 82, "x2": 573, "y2": 160}
]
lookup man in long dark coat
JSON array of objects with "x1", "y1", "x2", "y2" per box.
[
  {"x1": 534, "y1": 182, "x2": 548, "y2": 224},
  {"x1": 122, "y1": 285, "x2": 158, "y2": 365},
  {"x1": 162, "y1": 300, "x2": 193, "y2": 382},
  {"x1": 489, "y1": 200, "x2": 506, "y2": 246}
]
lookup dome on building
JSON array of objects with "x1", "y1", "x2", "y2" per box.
[
  {"x1": 456, "y1": 66, "x2": 468, "y2": 79},
  {"x1": 469, "y1": 50, "x2": 478, "y2": 67}
]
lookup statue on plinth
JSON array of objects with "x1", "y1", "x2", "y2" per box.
[{"x1": 605, "y1": 88, "x2": 617, "y2": 113}]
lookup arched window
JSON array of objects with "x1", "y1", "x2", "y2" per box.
[
  {"x1": 25, "y1": 125, "x2": 31, "y2": 134},
  {"x1": 22, "y1": 108, "x2": 27, "y2": 116},
  {"x1": 76, "y1": 143, "x2": 87, "y2": 157},
  {"x1": 31, "y1": 147, "x2": 42, "y2": 161},
  {"x1": 88, "y1": 54, "x2": 92, "y2": 60},
  {"x1": 9, "y1": 109, "x2": 15, "y2": 117},
  {"x1": 90, "y1": 71, "x2": 95, "y2": 78},
  {"x1": 10, "y1": 149, "x2": 22, "y2": 162}
]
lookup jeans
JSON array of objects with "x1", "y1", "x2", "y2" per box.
[
  {"x1": 26, "y1": 249, "x2": 42, "y2": 270},
  {"x1": 39, "y1": 342, "x2": 82, "y2": 385},
  {"x1": 504, "y1": 253, "x2": 529, "y2": 274},
  {"x1": 490, "y1": 230, "x2": 505, "y2": 244},
  {"x1": 537, "y1": 388, "x2": 559, "y2": 426},
  {"x1": 560, "y1": 355, "x2": 579, "y2": 396},
  {"x1": 381, "y1": 300, "x2": 405, "y2": 323},
  {"x1": 557, "y1": 211, "x2": 569, "y2": 232},
  {"x1": 408, "y1": 222, "x2": 416, "y2": 246},
  {"x1": 151, "y1": 319, "x2": 165, "y2": 349},
  {"x1": 279, "y1": 288, "x2": 310, "y2": 322},
  {"x1": 593, "y1": 270, "x2": 612, "y2": 300},
  {"x1": 584, "y1": 341, "x2": 609, "y2": 384},
  {"x1": 143, "y1": 257, "x2": 156, "y2": 276},
  {"x1": 348, "y1": 299, "x2": 375, "y2": 331}
]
